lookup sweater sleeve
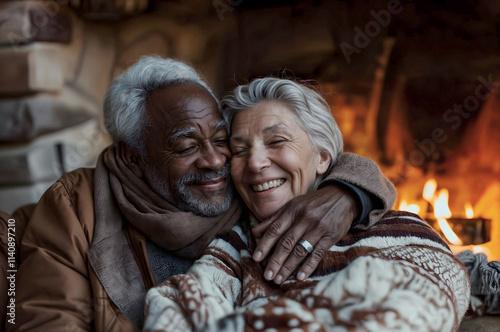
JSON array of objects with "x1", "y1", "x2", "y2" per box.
[
  {"x1": 321, "y1": 152, "x2": 397, "y2": 228},
  {"x1": 6, "y1": 181, "x2": 95, "y2": 332},
  {"x1": 143, "y1": 227, "x2": 246, "y2": 332}
]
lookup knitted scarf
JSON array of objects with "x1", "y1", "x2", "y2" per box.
[
  {"x1": 90, "y1": 144, "x2": 241, "y2": 326},
  {"x1": 99, "y1": 143, "x2": 241, "y2": 258}
]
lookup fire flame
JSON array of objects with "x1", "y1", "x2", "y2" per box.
[
  {"x1": 399, "y1": 178, "x2": 498, "y2": 261},
  {"x1": 465, "y1": 203, "x2": 474, "y2": 218},
  {"x1": 437, "y1": 218, "x2": 463, "y2": 245},
  {"x1": 433, "y1": 189, "x2": 452, "y2": 219},
  {"x1": 432, "y1": 188, "x2": 463, "y2": 245},
  {"x1": 398, "y1": 200, "x2": 421, "y2": 214},
  {"x1": 423, "y1": 179, "x2": 437, "y2": 203}
]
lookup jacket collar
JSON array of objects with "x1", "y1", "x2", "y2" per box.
[{"x1": 88, "y1": 156, "x2": 148, "y2": 327}]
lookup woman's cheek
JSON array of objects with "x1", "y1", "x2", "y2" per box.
[{"x1": 230, "y1": 158, "x2": 244, "y2": 183}]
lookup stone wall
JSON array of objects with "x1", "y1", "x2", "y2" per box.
[
  {"x1": 0, "y1": 1, "x2": 119, "y2": 213},
  {"x1": 0, "y1": 0, "x2": 231, "y2": 213}
]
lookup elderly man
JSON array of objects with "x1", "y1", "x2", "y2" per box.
[{"x1": 7, "y1": 57, "x2": 395, "y2": 331}]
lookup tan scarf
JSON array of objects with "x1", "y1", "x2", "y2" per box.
[{"x1": 100, "y1": 144, "x2": 241, "y2": 258}]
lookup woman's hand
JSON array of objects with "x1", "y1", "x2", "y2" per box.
[{"x1": 252, "y1": 184, "x2": 358, "y2": 284}]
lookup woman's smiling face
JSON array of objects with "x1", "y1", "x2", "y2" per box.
[{"x1": 229, "y1": 100, "x2": 330, "y2": 220}]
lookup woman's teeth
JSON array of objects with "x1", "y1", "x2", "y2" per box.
[{"x1": 252, "y1": 179, "x2": 285, "y2": 192}]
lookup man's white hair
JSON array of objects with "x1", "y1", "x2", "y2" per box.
[{"x1": 103, "y1": 56, "x2": 216, "y2": 156}]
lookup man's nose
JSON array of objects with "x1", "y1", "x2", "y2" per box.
[
  {"x1": 196, "y1": 143, "x2": 226, "y2": 171},
  {"x1": 247, "y1": 147, "x2": 271, "y2": 173}
]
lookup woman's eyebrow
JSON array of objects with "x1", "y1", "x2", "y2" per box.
[
  {"x1": 263, "y1": 123, "x2": 289, "y2": 134},
  {"x1": 230, "y1": 123, "x2": 290, "y2": 142},
  {"x1": 229, "y1": 135, "x2": 246, "y2": 143}
]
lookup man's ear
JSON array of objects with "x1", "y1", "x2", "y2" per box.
[
  {"x1": 120, "y1": 142, "x2": 144, "y2": 178},
  {"x1": 316, "y1": 150, "x2": 332, "y2": 175}
]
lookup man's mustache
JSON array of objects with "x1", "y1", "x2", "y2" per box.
[{"x1": 178, "y1": 164, "x2": 231, "y2": 185}]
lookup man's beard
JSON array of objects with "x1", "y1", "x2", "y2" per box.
[{"x1": 144, "y1": 163, "x2": 234, "y2": 217}]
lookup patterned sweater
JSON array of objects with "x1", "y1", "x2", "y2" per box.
[{"x1": 144, "y1": 211, "x2": 471, "y2": 332}]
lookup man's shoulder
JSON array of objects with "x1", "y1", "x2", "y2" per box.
[
  {"x1": 54, "y1": 167, "x2": 95, "y2": 196},
  {"x1": 38, "y1": 168, "x2": 97, "y2": 219},
  {"x1": 57, "y1": 167, "x2": 95, "y2": 186},
  {"x1": 29, "y1": 168, "x2": 98, "y2": 241}
]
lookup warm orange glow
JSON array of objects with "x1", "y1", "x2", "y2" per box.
[
  {"x1": 407, "y1": 204, "x2": 420, "y2": 214},
  {"x1": 437, "y1": 217, "x2": 463, "y2": 245},
  {"x1": 403, "y1": 179, "x2": 500, "y2": 261},
  {"x1": 423, "y1": 179, "x2": 437, "y2": 203},
  {"x1": 465, "y1": 203, "x2": 474, "y2": 218},
  {"x1": 398, "y1": 200, "x2": 421, "y2": 214},
  {"x1": 472, "y1": 246, "x2": 491, "y2": 257},
  {"x1": 433, "y1": 189, "x2": 452, "y2": 219}
]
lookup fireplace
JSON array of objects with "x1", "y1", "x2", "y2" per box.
[
  {"x1": 392, "y1": 83, "x2": 500, "y2": 261},
  {"x1": 398, "y1": 178, "x2": 499, "y2": 261},
  {"x1": 325, "y1": 74, "x2": 500, "y2": 261}
]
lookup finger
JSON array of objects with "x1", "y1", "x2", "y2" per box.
[
  {"x1": 272, "y1": 237, "x2": 316, "y2": 284},
  {"x1": 295, "y1": 236, "x2": 333, "y2": 281},
  {"x1": 252, "y1": 209, "x2": 294, "y2": 262},
  {"x1": 271, "y1": 222, "x2": 328, "y2": 283},
  {"x1": 292, "y1": 213, "x2": 351, "y2": 281},
  {"x1": 251, "y1": 217, "x2": 275, "y2": 239},
  {"x1": 261, "y1": 222, "x2": 309, "y2": 281}
]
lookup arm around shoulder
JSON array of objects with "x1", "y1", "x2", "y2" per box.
[{"x1": 323, "y1": 152, "x2": 397, "y2": 226}]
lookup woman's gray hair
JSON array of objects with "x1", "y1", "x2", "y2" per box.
[
  {"x1": 103, "y1": 56, "x2": 216, "y2": 157},
  {"x1": 221, "y1": 77, "x2": 343, "y2": 173}
]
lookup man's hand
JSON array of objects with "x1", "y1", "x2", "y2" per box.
[{"x1": 252, "y1": 184, "x2": 358, "y2": 284}]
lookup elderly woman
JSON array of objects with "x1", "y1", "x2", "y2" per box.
[{"x1": 143, "y1": 78, "x2": 471, "y2": 332}]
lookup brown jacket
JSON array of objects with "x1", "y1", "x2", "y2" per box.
[
  {"x1": 6, "y1": 169, "x2": 139, "y2": 332},
  {"x1": 5, "y1": 153, "x2": 395, "y2": 331},
  {"x1": 1, "y1": 205, "x2": 35, "y2": 329}
]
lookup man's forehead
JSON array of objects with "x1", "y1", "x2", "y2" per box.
[
  {"x1": 147, "y1": 83, "x2": 221, "y2": 126},
  {"x1": 148, "y1": 83, "x2": 216, "y2": 113}
]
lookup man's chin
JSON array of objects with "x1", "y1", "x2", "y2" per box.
[
  {"x1": 176, "y1": 186, "x2": 234, "y2": 217},
  {"x1": 190, "y1": 191, "x2": 230, "y2": 206}
]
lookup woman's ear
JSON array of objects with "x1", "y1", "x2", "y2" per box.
[
  {"x1": 120, "y1": 142, "x2": 144, "y2": 178},
  {"x1": 316, "y1": 150, "x2": 332, "y2": 175}
]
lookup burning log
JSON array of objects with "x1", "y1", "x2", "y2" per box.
[{"x1": 426, "y1": 217, "x2": 492, "y2": 246}]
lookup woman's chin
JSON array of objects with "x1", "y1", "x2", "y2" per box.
[
  {"x1": 252, "y1": 205, "x2": 285, "y2": 222},
  {"x1": 254, "y1": 212, "x2": 275, "y2": 222},
  {"x1": 245, "y1": 199, "x2": 288, "y2": 221}
]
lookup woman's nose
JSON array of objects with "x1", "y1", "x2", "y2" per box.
[{"x1": 247, "y1": 147, "x2": 271, "y2": 173}]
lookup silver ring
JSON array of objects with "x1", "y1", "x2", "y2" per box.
[{"x1": 298, "y1": 238, "x2": 314, "y2": 253}]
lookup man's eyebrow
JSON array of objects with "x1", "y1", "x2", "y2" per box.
[
  {"x1": 169, "y1": 127, "x2": 195, "y2": 142},
  {"x1": 213, "y1": 119, "x2": 227, "y2": 131},
  {"x1": 169, "y1": 120, "x2": 225, "y2": 143}
]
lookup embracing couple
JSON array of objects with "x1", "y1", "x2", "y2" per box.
[{"x1": 7, "y1": 57, "x2": 469, "y2": 332}]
